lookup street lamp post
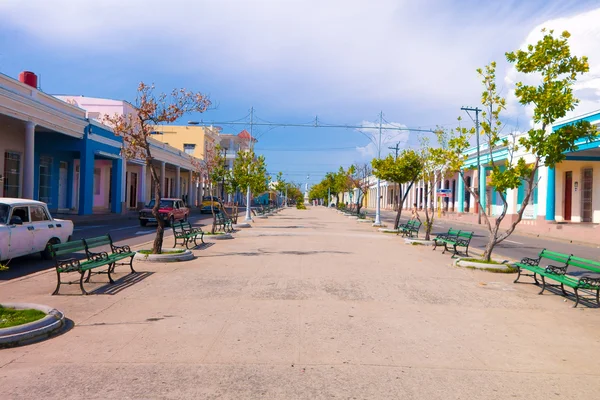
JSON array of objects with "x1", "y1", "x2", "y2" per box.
[
  {"x1": 373, "y1": 112, "x2": 384, "y2": 226},
  {"x1": 461, "y1": 106, "x2": 482, "y2": 224},
  {"x1": 221, "y1": 147, "x2": 227, "y2": 202}
]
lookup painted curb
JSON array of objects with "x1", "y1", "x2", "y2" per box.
[
  {"x1": 348, "y1": 216, "x2": 359, "y2": 219},
  {"x1": 0, "y1": 303, "x2": 66, "y2": 348},
  {"x1": 378, "y1": 228, "x2": 399, "y2": 233},
  {"x1": 134, "y1": 250, "x2": 194, "y2": 262},
  {"x1": 404, "y1": 238, "x2": 435, "y2": 246},
  {"x1": 203, "y1": 233, "x2": 234, "y2": 241},
  {"x1": 372, "y1": 223, "x2": 387, "y2": 228},
  {"x1": 233, "y1": 223, "x2": 252, "y2": 228},
  {"x1": 256, "y1": 215, "x2": 268, "y2": 219},
  {"x1": 357, "y1": 219, "x2": 374, "y2": 223}
]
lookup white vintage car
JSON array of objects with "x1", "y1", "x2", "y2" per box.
[{"x1": 0, "y1": 198, "x2": 74, "y2": 262}]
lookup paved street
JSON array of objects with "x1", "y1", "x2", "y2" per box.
[
  {"x1": 2, "y1": 207, "x2": 600, "y2": 399},
  {"x1": 373, "y1": 208, "x2": 600, "y2": 261}
]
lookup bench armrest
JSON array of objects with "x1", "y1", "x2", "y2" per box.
[
  {"x1": 520, "y1": 257, "x2": 540, "y2": 266},
  {"x1": 112, "y1": 244, "x2": 131, "y2": 254},
  {"x1": 87, "y1": 251, "x2": 110, "y2": 262},
  {"x1": 580, "y1": 277, "x2": 600, "y2": 287},
  {"x1": 56, "y1": 258, "x2": 82, "y2": 272},
  {"x1": 545, "y1": 264, "x2": 567, "y2": 275}
]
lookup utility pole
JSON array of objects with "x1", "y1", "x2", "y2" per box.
[
  {"x1": 373, "y1": 111, "x2": 384, "y2": 226},
  {"x1": 388, "y1": 142, "x2": 401, "y2": 160},
  {"x1": 244, "y1": 107, "x2": 255, "y2": 222},
  {"x1": 461, "y1": 106, "x2": 482, "y2": 224}
]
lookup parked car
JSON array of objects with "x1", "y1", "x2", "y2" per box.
[
  {"x1": 200, "y1": 196, "x2": 222, "y2": 214},
  {"x1": 0, "y1": 198, "x2": 74, "y2": 262},
  {"x1": 139, "y1": 198, "x2": 189, "y2": 227}
]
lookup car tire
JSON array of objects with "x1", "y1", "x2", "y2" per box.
[
  {"x1": 168, "y1": 216, "x2": 175, "y2": 227},
  {"x1": 41, "y1": 238, "x2": 60, "y2": 260},
  {"x1": 140, "y1": 219, "x2": 147, "y2": 227},
  {"x1": 183, "y1": 213, "x2": 188, "y2": 222}
]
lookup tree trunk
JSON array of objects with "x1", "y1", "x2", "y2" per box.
[
  {"x1": 209, "y1": 183, "x2": 217, "y2": 234},
  {"x1": 149, "y1": 163, "x2": 165, "y2": 254},
  {"x1": 482, "y1": 238, "x2": 497, "y2": 262}
]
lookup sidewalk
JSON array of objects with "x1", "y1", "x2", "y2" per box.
[{"x1": 1, "y1": 207, "x2": 600, "y2": 399}]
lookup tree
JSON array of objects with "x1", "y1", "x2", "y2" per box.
[
  {"x1": 308, "y1": 181, "x2": 328, "y2": 204},
  {"x1": 350, "y1": 163, "x2": 372, "y2": 214},
  {"x1": 286, "y1": 183, "x2": 303, "y2": 204},
  {"x1": 196, "y1": 142, "x2": 227, "y2": 233},
  {"x1": 232, "y1": 149, "x2": 269, "y2": 205},
  {"x1": 106, "y1": 83, "x2": 210, "y2": 254},
  {"x1": 448, "y1": 30, "x2": 597, "y2": 261},
  {"x1": 420, "y1": 134, "x2": 451, "y2": 240},
  {"x1": 371, "y1": 150, "x2": 422, "y2": 230},
  {"x1": 273, "y1": 172, "x2": 286, "y2": 206}
]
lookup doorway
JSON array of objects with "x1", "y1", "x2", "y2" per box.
[
  {"x1": 58, "y1": 161, "x2": 68, "y2": 209},
  {"x1": 564, "y1": 171, "x2": 572, "y2": 221},
  {"x1": 129, "y1": 172, "x2": 138, "y2": 208},
  {"x1": 582, "y1": 168, "x2": 593, "y2": 222}
]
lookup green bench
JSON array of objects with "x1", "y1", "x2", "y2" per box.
[
  {"x1": 50, "y1": 234, "x2": 135, "y2": 295},
  {"x1": 172, "y1": 221, "x2": 205, "y2": 249},
  {"x1": 514, "y1": 249, "x2": 600, "y2": 307},
  {"x1": 433, "y1": 228, "x2": 474, "y2": 257},
  {"x1": 399, "y1": 219, "x2": 421, "y2": 238},
  {"x1": 215, "y1": 211, "x2": 234, "y2": 233}
]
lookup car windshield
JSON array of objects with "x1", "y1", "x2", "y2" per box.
[
  {"x1": 0, "y1": 204, "x2": 9, "y2": 225},
  {"x1": 147, "y1": 200, "x2": 174, "y2": 208},
  {"x1": 203, "y1": 197, "x2": 219, "y2": 202}
]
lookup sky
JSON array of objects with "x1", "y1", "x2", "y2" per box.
[{"x1": 1, "y1": 0, "x2": 600, "y2": 187}]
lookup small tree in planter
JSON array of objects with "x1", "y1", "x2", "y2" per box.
[
  {"x1": 197, "y1": 142, "x2": 227, "y2": 233},
  {"x1": 273, "y1": 172, "x2": 286, "y2": 207},
  {"x1": 448, "y1": 30, "x2": 597, "y2": 261},
  {"x1": 232, "y1": 149, "x2": 269, "y2": 211},
  {"x1": 106, "y1": 83, "x2": 210, "y2": 254},
  {"x1": 371, "y1": 150, "x2": 422, "y2": 230},
  {"x1": 350, "y1": 163, "x2": 372, "y2": 215}
]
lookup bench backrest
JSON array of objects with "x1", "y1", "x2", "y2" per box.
[
  {"x1": 51, "y1": 240, "x2": 86, "y2": 258},
  {"x1": 447, "y1": 228, "x2": 460, "y2": 236},
  {"x1": 539, "y1": 249, "x2": 571, "y2": 265},
  {"x1": 457, "y1": 231, "x2": 473, "y2": 239},
  {"x1": 84, "y1": 234, "x2": 112, "y2": 249},
  {"x1": 567, "y1": 256, "x2": 600, "y2": 274},
  {"x1": 172, "y1": 222, "x2": 185, "y2": 232}
]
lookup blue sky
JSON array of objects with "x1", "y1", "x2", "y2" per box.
[{"x1": 1, "y1": 0, "x2": 600, "y2": 187}]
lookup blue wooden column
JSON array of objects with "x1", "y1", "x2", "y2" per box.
[
  {"x1": 78, "y1": 146, "x2": 95, "y2": 215},
  {"x1": 479, "y1": 166, "x2": 487, "y2": 212},
  {"x1": 457, "y1": 173, "x2": 465, "y2": 213},
  {"x1": 545, "y1": 166, "x2": 556, "y2": 221},
  {"x1": 110, "y1": 157, "x2": 123, "y2": 214}
]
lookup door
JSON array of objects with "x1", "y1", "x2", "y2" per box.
[
  {"x1": 7, "y1": 206, "x2": 34, "y2": 258},
  {"x1": 3, "y1": 151, "x2": 21, "y2": 198},
  {"x1": 582, "y1": 168, "x2": 593, "y2": 222},
  {"x1": 564, "y1": 171, "x2": 572, "y2": 221},
  {"x1": 129, "y1": 172, "x2": 138, "y2": 208},
  {"x1": 30, "y1": 205, "x2": 53, "y2": 252},
  {"x1": 58, "y1": 162, "x2": 68, "y2": 209}
]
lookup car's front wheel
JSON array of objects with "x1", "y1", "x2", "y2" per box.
[{"x1": 41, "y1": 238, "x2": 60, "y2": 260}]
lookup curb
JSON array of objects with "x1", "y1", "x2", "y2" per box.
[
  {"x1": 134, "y1": 250, "x2": 194, "y2": 262},
  {"x1": 0, "y1": 303, "x2": 66, "y2": 348},
  {"x1": 233, "y1": 223, "x2": 252, "y2": 228},
  {"x1": 404, "y1": 238, "x2": 435, "y2": 246},
  {"x1": 204, "y1": 233, "x2": 234, "y2": 241}
]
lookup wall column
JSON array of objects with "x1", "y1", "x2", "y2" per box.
[
  {"x1": 23, "y1": 121, "x2": 36, "y2": 199},
  {"x1": 175, "y1": 166, "x2": 181, "y2": 198},
  {"x1": 78, "y1": 146, "x2": 94, "y2": 215},
  {"x1": 139, "y1": 164, "x2": 147, "y2": 207},
  {"x1": 545, "y1": 166, "x2": 556, "y2": 221},
  {"x1": 160, "y1": 161, "x2": 166, "y2": 196},
  {"x1": 188, "y1": 170, "x2": 193, "y2": 206},
  {"x1": 111, "y1": 157, "x2": 123, "y2": 214},
  {"x1": 457, "y1": 172, "x2": 465, "y2": 213},
  {"x1": 479, "y1": 166, "x2": 487, "y2": 212},
  {"x1": 433, "y1": 174, "x2": 438, "y2": 211}
]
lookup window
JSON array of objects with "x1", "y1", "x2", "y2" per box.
[
  {"x1": 94, "y1": 168, "x2": 101, "y2": 195},
  {"x1": 183, "y1": 143, "x2": 196, "y2": 155},
  {"x1": 3, "y1": 151, "x2": 21, "y2": 198},
  {"x1": 39, "y1": 156, "x2": 52, "y2": 203},
  {"x1": 11, "y1": 206, "x2": 29, "y2": 223},
  {"x1": 30, "y1": 205, "x2": 50, "y2": 222}
]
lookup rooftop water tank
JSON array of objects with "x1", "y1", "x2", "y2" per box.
[{"x1": 18, "y1": 71, "x2": 38, "y2": 88}]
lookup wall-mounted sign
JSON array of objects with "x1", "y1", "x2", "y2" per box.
[{"x1": 574, "y1": 181, "x2": 579, "y2": 192}]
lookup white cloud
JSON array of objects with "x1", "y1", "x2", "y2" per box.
[
  {"x1": 355, "y1": 120, "x2": 425, "y2": 159},
  {"x1": 504, "y1": 7, "x2": 600, "y2": 127}
]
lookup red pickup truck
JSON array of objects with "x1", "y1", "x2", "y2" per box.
[{"x1": 139, "y1": 198, "x2": 189, "y2": 227}]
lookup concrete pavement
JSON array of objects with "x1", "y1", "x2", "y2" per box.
[{"x1": 1, "y1": 207, "x2": 600, "y2": 399}]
